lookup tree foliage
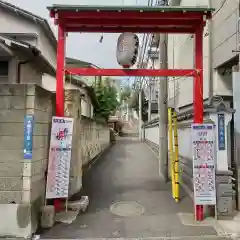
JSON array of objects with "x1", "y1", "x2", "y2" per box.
[{"x1": 93, "y1": 78, "x2": 119, "y2": 121}]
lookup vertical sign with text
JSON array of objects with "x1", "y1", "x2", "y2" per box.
[
  {"x1": 46, "y1": 117, "x2": 74, "y2": 199},
  {"x1": 218, "y1": 114, "x2": 225, "y2": 150},
  {"x1": 192, "y1": 124, "x2": 216, "y2": 205},
  {"x1": 23, "y1": 115, "x2": 34, "y2": 159}
]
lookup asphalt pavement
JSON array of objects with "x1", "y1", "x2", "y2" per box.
[{"x1": 42, "y1": 137, "x2": 231, "y2": 240}]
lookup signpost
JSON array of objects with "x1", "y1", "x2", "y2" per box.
[
  {"x1": 23, "y1": 115, "x2": 34, "y2": 159},
  {"x1": 217, "y1": 114, "x2": 226, "y2": 150},
  {"x1": 192, "y1": 124, "x2": 216, "y2": 211},
  {"x1": 46, "y1": 117, "x2": 74, "y2": 200}
]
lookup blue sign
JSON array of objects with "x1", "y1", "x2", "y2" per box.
[
  {"x1": 23, "y1": 115, "x2": 34, "y2": 159},
  {"x1": 218, "y1": 113, "x2": 225, "y2": 151}
]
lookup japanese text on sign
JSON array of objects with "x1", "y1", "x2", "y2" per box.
[
  {"x1": 46, "y1": 117, "x2": 74, "y2": 199},
  {"x1": 23, "y1": 115, "x2": 34, "y2": 159},
  {"x1": 192, "y1": 124, "x2": 216, "y2": 205}
]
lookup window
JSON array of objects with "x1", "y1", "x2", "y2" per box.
[{"x1": 0, "y1": 61, "x2": 8, "y2": 76}]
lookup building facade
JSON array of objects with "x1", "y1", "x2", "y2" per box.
[
  {"x1": 144, "y1": 0, "x2": 240, "y2": 214},
  {"x1": 168, "y1": 0, "x2": 239, "y2": 109},
  {"x1": 0, "y1": 0, "x2": 99, "y2": 119}
]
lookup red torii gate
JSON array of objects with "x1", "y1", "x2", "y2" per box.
[{"x1": 48, "y1": 4, "x2": 213, "y2": 221}]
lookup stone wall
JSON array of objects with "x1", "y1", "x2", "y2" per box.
[
  {"x1": 64, "y1": 89, "x2": 110, "y2": 196},
  {"x1": 0, "y1": 85, "x2": 110, "y2": 238},
  {"x1": 0, "y1": 84, "x2": 53, "y2": 238}
]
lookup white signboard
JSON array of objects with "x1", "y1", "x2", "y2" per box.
[
  {"x1": 192, "y1": 124, "x2": 216, "y2": 205},
  {"x1": 46, "y1": 117, "x2": 74, "y2": 199}
]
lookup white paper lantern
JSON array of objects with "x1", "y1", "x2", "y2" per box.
[{"x1": 116, "y1": 32, "x2": 139, "y2": 68}]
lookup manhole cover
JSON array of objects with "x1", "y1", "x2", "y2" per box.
[{"x1": 110, "y1": 201, "x2": 144, "y2": 217}]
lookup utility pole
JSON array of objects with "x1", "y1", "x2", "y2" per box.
[
  {"x1": 139, "y1": 89, "x2": 142, "y2": 141},
  {"x1": 158, "y1": 0, "x2": 168, "y2": 181},
  {"x1": 148, "y1": 78, "x2": 152, "y2": 121}
]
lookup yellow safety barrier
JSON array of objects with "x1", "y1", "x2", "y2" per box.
[
  {"x1": 168, "y1": 108, "x2": 175, "y2": 199},
  {"x1": 173, "y1": 111, "x2": 179, "y2": 203}
]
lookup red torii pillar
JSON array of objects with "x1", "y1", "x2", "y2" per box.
[
  {"x1": 56, "y1": 24, "x2": 66, "y2": 117},
  {"x1": 194, "y1": 24, "x2": 204, "y2": 221},
  {"x1": 54, "y1": 21, "x2": 205, "y2": 222},
  {"x1": 54, "y1": 24, "x2": 66, "y2": 211}
]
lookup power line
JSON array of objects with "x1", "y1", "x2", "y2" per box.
[
  {"x1": 212, "y1": 0, "x2": 227, "y2": 17},
  {"x1": 134, "y1": 0, "x2": 156, "y2": 91}
]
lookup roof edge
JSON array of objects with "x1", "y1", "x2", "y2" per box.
[
  {"x1": 0, "y1": 0, "x2": 57, "y2": 49},
  {"x1": 47, "y1": 4, "x2": 215, "y2": 13}
]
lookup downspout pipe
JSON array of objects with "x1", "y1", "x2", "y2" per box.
[
  {"x1": 208, "y1": 0, "x2": 213, "y2": 103},
  {"x1": 16, "y1": 47, "x2": 40, "y2": 83}
]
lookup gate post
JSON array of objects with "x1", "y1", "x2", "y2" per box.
[
  {"x1": 54, "y1": 24, "x2": 66, "y2": 211},
  {"x1": 194, "y1": 24, "x2": 204, "y2": 221},
  {"x1": 56, "y1": 24, "x2": 66, "y2": 117}
]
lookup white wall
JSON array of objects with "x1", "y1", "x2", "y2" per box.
[
  {"x1": 42, "y1": 74, "x2": 78, "y2": 92},
  {"x1": 145, "y1": 124, "x2": 159, "y2": 145},
  {"x1": 0, "y1": 8, "x2": 37, "y2": 34},
  {"x1": 167, "y1": 0, "x2": 239, "y2": 109},
  {"x1": 0, "y1": 8, "x2": 56, "y2": 70},
  {"x1": 211, "y1": 0, "x2": 239, "y2": 69},
  {"x1": 168, "y1": 24, "x2": 210, "y2": 108},
  {"x1": 144, "y1": 120, "x2": 192, "y2": 160},
  {"x1": 37, "y1": 30, "x2": 56, "y2": 69},
  {"x1": 213, "y1": 70, "x2": 233, "y2": 96}
]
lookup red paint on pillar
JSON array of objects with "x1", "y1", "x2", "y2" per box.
[
  {"x1": 56, "y1": 24, "x2": 65, "y2": 117},
  {"x1": 194, "y1": 25, "x2": 204, "y2": 221},
  {"x1": 65, "y1": 68, "x2": 196, "y2": 77},
  {"x1": 54, "y1": 24, "x2": 66, "y2": 212}
]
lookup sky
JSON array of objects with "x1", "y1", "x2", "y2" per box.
[{"x1": 6, "y1": 0, "x2": 148, "y2": 69}]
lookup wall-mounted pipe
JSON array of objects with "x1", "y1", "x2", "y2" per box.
[
  {"x1": 208, "y1": 0, "x2": 214, "y2": 103},
  {"x1": 16, "y1": 47, "x2": 40, "y2": 83}
]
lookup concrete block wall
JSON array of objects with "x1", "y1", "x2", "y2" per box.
[
  {"x1": 0, "y1": 86, "x2": 110, "y2": 238},
  {"x1": 64, "y1": 89, "x2": 110, "y2": 197},
  {"x1": 80, "y1": 118, "x2": 110, "y2": 167},
  {"x1": 64, "y1": 89, "x2": 82, "y2": 196},
  {"x1": 0, "y1": 84, "x2": 54, "y2": 238}
]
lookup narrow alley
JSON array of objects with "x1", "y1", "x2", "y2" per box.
[{"x1": 42, "y1": 138, "x2": 227, "y2": 239}]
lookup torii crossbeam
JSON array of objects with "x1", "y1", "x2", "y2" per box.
[{"x1": 48, "y1": 4, "x2": 214, "y2": 221}]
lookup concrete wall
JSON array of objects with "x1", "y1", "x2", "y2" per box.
[
  {"x1": 42, "y1": 75, "x2": 94, "y2": 119},
  {"x1": 167, "y1": 0, "x2": 238, "y2": 108},
  {"x1": 233, "y1": 71, "x2": 240, "y2": 207},
  {"x1": 211, "y1": 0, "x2": 239, "y2": 69},
  {"x1": 167, "y1": 0, "x2": 210, "y2": 108},
  {"x1": 167, "y1": 28, "x2": 210, "y2": 108},
  {"x1": 20, "y1": 62, "x2": 43, "y2": 85},
  {"x1": 0, "y1": 84, "x2": 53, "y2": 238},
  {"x1": 143, "y1": 113, "x2": 233, "y2": 198},
  {"x1": 143, "y1": 118, "x2": 196, "y2": 196},
  {"x1": 210, "y1": 0, "x2": 239, "y2": 97},
  {"x1": 0, "y1": 84, "x2": 110, "y2": 238},
  {"x1": 64, "y1": 89, "x2": 110, "y2": 196}
]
